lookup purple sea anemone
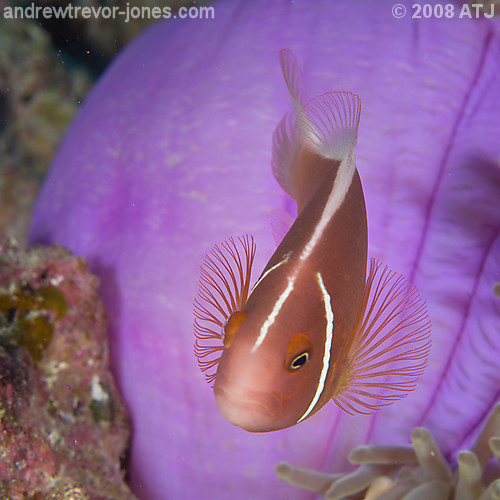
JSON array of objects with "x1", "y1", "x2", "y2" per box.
[{"x1": 29, "y1": 0, "x2": 500, "y2": 498}]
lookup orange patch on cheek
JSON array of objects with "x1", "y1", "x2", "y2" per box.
[{"x1": 223, "y1": 311, "x2": 247, "y2": 348}]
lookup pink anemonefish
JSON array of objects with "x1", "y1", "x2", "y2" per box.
[{"x1": 193, "y1": 49, "x2": 431, "y2": 433}]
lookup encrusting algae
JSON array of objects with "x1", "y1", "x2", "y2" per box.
[
  {"x1": 0, "y1": 282, "x2": 67, "y2": 362},
  {"x1": 0, "y1": 239, "x2": 136, "y2": 499}
]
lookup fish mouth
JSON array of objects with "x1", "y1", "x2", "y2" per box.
[{"x1": 213, "y1": 376, "x2": 283, "y2": 432}]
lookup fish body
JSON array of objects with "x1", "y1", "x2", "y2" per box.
[{"x1": 194, "y1": 49, "x2": 431, "y2": 432}]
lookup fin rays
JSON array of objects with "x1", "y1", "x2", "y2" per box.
[
  {"x1": 273, "y1": 48, "x2": 361, "y2": 206},
  {"x1": 271, "y1": 112, "x2": 300, "y2": 197},
  {"x1": 334, "y1": 258, "x2": 432, "y2": 415},
  {"x1": 299, "y1": 91, "x2": 361, "y2": 161},
  {"x1": 270, "y1": 208, "x2": 295, "y2": 246},
  {"x1": 193, "y1": 235, "x2": 256, "y2": 384},
  {"x1": 279, "y1": 48, "x2": 306, "y2": 115}
]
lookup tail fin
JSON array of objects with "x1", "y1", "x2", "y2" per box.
[
  {"x1": 272, "y1": 49, "x2": 361, "y2": 201},
  {"x1": 298, "y1": 91, "x2": 361, "y2": 162}
]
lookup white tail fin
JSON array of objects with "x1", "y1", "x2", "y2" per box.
[
  {"x1": 272, "y1": 49, "x2": 361, "y2": 201},
  {"x1": 298, "y1": 91, "x2": 361, "y2": 161}
]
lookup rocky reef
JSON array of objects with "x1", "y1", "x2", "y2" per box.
[{"x1": 0, "y1": 240, "x2": 135, "y2": 499}]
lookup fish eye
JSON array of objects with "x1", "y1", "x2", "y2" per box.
[
  {"x1": 290, "y1": 352, "x2": 309, "y2": 370},
  {"x1": 285, "y1": 333, "x2": 313, "y2": 372}
]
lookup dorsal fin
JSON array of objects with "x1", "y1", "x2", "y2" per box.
[
  {"x1": 271, "y1": 49, "x2": 307, "y2": 197},
  {"x1": 279, "y1": 48, "x2": 307, "y2": 116},
  {"x1": 270, "y1": 208, "x2": 295, "y2": 246},
  {"x1": 271, "y1": 112, "x2": 300, "y2": 197}
]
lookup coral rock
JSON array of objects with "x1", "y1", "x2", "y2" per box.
[{"x1": 0, "y1": 240, "x2": 135, "y2": 499}]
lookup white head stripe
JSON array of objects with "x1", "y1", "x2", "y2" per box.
[
  {"x1": 252, "y1": 275, "x2": 295, "y2": 352},
  {"x1": 297, "y1": 272, "x2": 334, "y2": 423},
  {"x1": 248, "y1": 252, "x2": 291, "y2": 299}
]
